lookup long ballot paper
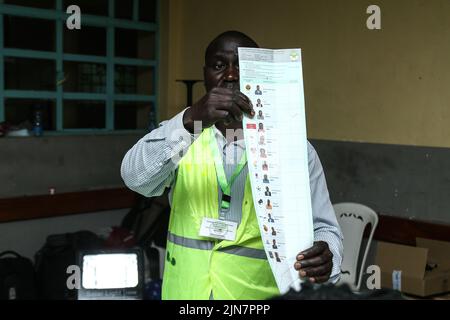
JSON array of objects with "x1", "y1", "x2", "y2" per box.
[{"x1": 238, "y1": 47, "x2": 314, "y2": 294}]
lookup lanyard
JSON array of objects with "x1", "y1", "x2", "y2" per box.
[{"x1": 209, "y1": 129, "x2": 247, "y2": 214}]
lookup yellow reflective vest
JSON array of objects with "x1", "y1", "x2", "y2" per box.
[{"x1": 162, "y1": 127, "x2": 279, "y2": 300}]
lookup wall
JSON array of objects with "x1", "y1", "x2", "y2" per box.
[
  {"x1": 158, "y1": 0, "x2": 450, "y2": 224},
  {"x1": 162, "y1": 0, "x2": 450, "y2": 148},
  {"x1": 0, "y1": 133, "x2": 142, "y2": 198},
  {"x1": 311, "y1": 139, "x2": 450, "y2": 224},
  {"x1": 0, "y1": 209, "x2": 128, "y2": 260},
  {"x1": 4, "y1": 1, "x2": 449, "y2": 198}
]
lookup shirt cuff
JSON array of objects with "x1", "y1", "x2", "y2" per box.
[
  {"x1": 160, "y1": 108, "x2": 202, "y2": 161},
  {"x1": 314, "y1": 231, "x2": 343, "y2": 284},
  {"x1": 165, "y1": 107, "x2": 201, "y2": 140}
]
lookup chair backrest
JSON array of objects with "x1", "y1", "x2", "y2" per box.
[{"x1": 333, "y1": 202, "x2": 378, "y2": 291}]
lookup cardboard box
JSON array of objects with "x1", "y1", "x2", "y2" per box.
[{"x1": 375, "y1": 238, "x2": 450, "y2": 297}]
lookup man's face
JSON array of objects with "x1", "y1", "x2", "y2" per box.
[{"x1": 204, "y1": 37, "x2": 256, "y2": 92}]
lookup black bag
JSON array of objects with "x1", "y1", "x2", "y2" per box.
[
  {"x1": 121, "y1": 191, "x2": 170, "y2": 249},
  {"x1": 0, "y1": 251, "x2": 37, "y2": 300},
  {"x1": 121, "y1": 191, "x2": 170, "y2": 285},
  {"x1": 34, "y1": 230, "x2": 104, "y2": 300}
]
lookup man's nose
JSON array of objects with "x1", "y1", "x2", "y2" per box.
[{"x1": 224, "y1": 65, "x2": 239, "y2": 81}]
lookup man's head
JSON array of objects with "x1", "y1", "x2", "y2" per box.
[{"x1": 204, "y1": 31, "x2": 259, "y2": 92}]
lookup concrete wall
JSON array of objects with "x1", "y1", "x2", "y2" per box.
[
  {"x1": 0, "y1": 209, "x2": 128, "y2": 260},
  {"x1": 157, "y1": 0, "x2": 450, "y2": 224},
  {"x1": 312, "y1": 139, "x2": 450, "y2": 224},
  {"x1": 0, "y1": 133, "x2": 142, "y2": 198},
  {"x1": 0, "y1": 135, "x2": 138, "y2": 256},
  {"x1": 161, "y1": 0, "x2": 450, "y2": 149}
]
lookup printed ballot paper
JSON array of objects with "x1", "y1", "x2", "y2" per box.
[{"x1": 238, "y1": 47, "x2": 314, "y2": 294}]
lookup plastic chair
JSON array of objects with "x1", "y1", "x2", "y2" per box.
[{"x1": 333, "y1": 202, "x2": 378, "y2": 291}]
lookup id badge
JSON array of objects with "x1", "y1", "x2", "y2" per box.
[{"x1": 199, "y1": 217, "x2": 237, "y2": 241}]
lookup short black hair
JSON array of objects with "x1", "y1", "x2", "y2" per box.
[{"x1": 205, "y1": 30, "x2": 258, "y2": 62}]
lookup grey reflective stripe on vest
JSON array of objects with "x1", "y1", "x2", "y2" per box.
[
  {"x1": 168, "y1": 232, "x2": 214, "y2": 250},
  {"x1": 218, "y1": 245, "x2": 267, "y2": 260},
  {"x1": 167, "y1": 232, "x2": 267, "y2": 260}
]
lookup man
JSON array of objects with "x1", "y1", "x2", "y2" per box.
[
  {"x1": 257, "y1": 110, "x2": 264, "y2": 120},
  {"x1": 260, "y1": 148, "x2": 267, "y2": 158},
  {"x1": 121, "y1": 30, "x2": 343, "y2": 300},
  {"x1": 258, "y1": 122, "x2": 265, "y2": 132},
  {"x1": 256, "y1": 98, "x2": 263, "y2": 108}
]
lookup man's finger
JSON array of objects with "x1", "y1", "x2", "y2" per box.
[
  {"x1": 298, "y1": 266, "x2": 321, "y2": 279},
  {"x1": 235, "y1": 91, "x2": 254, "y2": 108},
  {"x1": 217, "y1": 101, "x2": 243, "y2": 122},
  {"x1": 233, "y1": 91, "x2": 254, "y2": 116},
  {"x1": 311, "y1": 273, "x2": 332, "y2": 284},
  {"x1": 235, "y1": 91, "x2": 252, "y2": 105},
  {"x1": 210, "y1": 109, "x2": 231, "y2": 123},
  {"x1": 297, "y1": 242, "x2": 328, "y2": 261},
  {"x1": 294, "y1": 254, "x2": 329, "y2": 269},
  {"x1": 298, "y1": 260, "x2": 332, "y2": 278}
]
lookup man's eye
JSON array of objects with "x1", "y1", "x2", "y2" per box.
[{"x1": 214, "y1": 64, "x2": 225, "y2": 70}]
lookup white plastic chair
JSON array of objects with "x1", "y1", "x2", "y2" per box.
[{"x1": 333, "y1": 202, "x2": 378, "y2": 291}]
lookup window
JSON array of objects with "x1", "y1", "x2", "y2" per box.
[{"x1": 0, "y1": 0, "x2": 159, "y2": 133}]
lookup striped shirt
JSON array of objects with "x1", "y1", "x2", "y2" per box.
[{"x1": 121, "y1": 109, "x2": 343, "y2": 283}]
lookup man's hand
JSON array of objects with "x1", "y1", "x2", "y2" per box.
[
  {"x1": 294, "y1": 241, "x2": 333, "y2": 284},
  {"x1": 183, "y1": 85, "x2": 254, "y2": 133}
]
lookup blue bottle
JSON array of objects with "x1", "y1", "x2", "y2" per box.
[{"x1": 32, "y1": 105, "x2": 43, "y2": 137}]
